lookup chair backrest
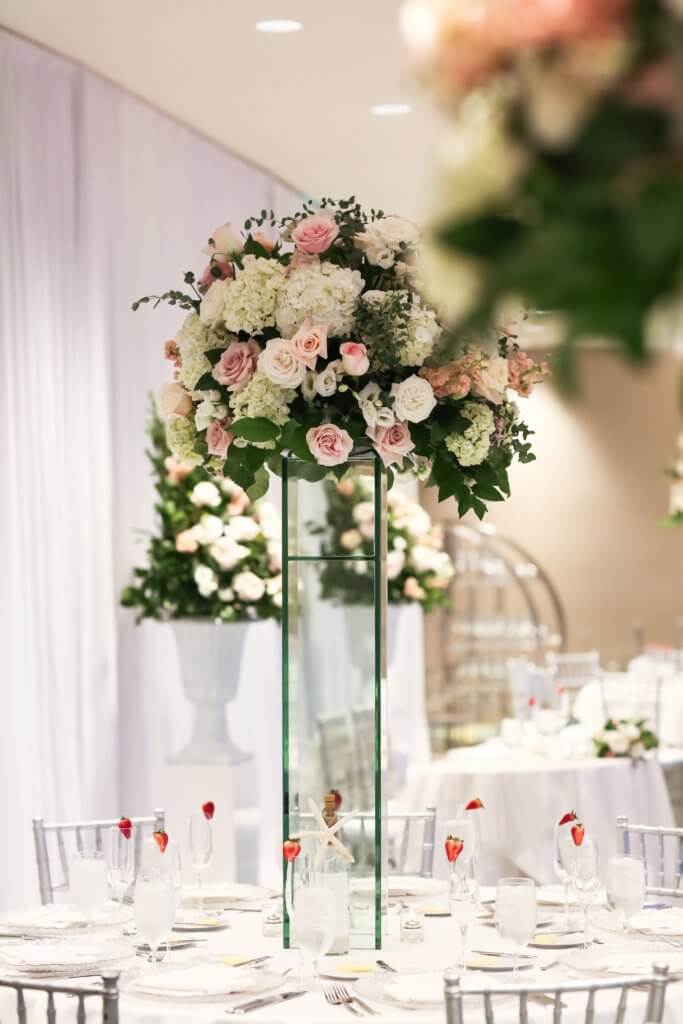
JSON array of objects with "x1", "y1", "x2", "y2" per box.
[
  {"x1": 317, "y1": 711, "x2": 361, "y2": 806},
  {"x1": 507, "y1": 659, "x2": 556, "y2": 714},
  {"x1": 444, "y1": 962, "x2": 670, "y2": 1024},
  {"x1": 546, "y1": 650, "x2": 600, "y2": 691},
  {"x1": 617, "y1": 815, "x2": 683, "y2": 898},
  {"x1": 0, "y1": 971, "x2": 118, "y2": 1023},
  {"x1": 599, "y1": 670, "x2": 663, "y2": 737},
  {"x1": 32, "y1": 810, "x2": 165, "y2": 905},
  {"x1": 351, "y1": 705, "x2": 376, "y2": 808}
]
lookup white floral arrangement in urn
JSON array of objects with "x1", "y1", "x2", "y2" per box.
[{"x1": 592, "y1": 718, "x2": 658, "y2": 760}]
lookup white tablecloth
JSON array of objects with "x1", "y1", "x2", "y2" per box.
[
  {"x1": 2, "y1": 903, "x2": 681, "y2": 1022},
  {"x1": 398, "y1": 741, "x2": 675, "y2": 884}
]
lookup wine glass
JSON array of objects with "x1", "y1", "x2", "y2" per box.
[
  {"x1": 134, "y1": 868, "x2": 176, "y2": 966},
  {"x1": 188, "y1": 813, "x2": 213, "y2": 914},
  {"x1": 70, "y1": 851, "x2": 108, "y2": 933},
  {"x1": 106, "y1": 826, "x2": 135, "y2": 904},
  {"x1": 495, "y1": 878, "x2": 537, "y2": 973},
  {"x1": 293, "y1": 882, "x2": 335, "y2": 988},
  {"x1": 553, "y1": 821, "x2": 576, "y2": 929},
  {"x1": 448, "y1": 859, "x2": 479, "y2": 972},
  {"x1": 572, "y1": 838, "x2": 601, "y2": 947},
  {"x1": 606, "y1": 855, "x2": 645, "y2": 933}
]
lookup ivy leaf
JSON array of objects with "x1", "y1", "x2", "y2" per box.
[
  {"x1": 246, "y1": 465, "x2": 270, "y2": 502},
  {"x1": 230, "y1": 417, "x2": 281, "y2": 443}
]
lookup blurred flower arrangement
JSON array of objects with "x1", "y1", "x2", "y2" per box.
[
  {"x1": 120, "y1": 412, "x2": 282, "y2": 622},
  {"x1": 137, "y1": 197, "x2": 548, "y2": 516},
  {"x1": 314, "y1": 479, "x2": 455, "y2": 610},
  {"x1": 664, "y1": 430, "x2": 683, "y2": 526},
  {"x1": 403, "y1": 0, "x2": 683, "y2": 381},
  {"x1": 593, "y1": 717, "x2": 659, "y2": 759}
]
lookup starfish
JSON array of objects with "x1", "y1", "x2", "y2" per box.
[{"x1": 298, "y1": 797, "x2": 361, "y2": 869}]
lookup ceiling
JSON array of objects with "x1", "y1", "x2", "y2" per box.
[{"x1": 2, "y1": 0, "x2": 442, "y2": 221}]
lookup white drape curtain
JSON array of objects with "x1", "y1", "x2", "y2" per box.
[{"x1": 0, "y1": 29, "x2": 298, "y2": 908}]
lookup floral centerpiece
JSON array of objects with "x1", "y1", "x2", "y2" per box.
[
  {"x1": 593, "y1": 718, "x2": 659, "y2": 759},
  {"x1": 314, "y1": 478, "x2": 454, "y2": 610},
  {"x1": 120, "y1": 412, "x2": 282, "y2": 623},
  {"x1": 137, "y1": 198, "x2": 548, "y2": 516},
  {"x1": 403, "y1": 0, "x2": 683, "y2": 381}
]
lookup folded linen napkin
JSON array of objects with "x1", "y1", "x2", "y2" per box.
[
  {"x1": 130, "y1": 964, "x2": 269, "y2": 999},
  {"x1": 628, "y1": 908, "x2": 683, "y2": 935},
  {"x1": 0, "y1": 940, "x2": 131, "y2": 977}
]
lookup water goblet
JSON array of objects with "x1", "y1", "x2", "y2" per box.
[
  {"x1": 293, "y1": 881, "x2": 335, "y2": 989},
  {"x1": 448, "y1": 859, "x2": 479, "y2": 972},
  {"x1": 495, "y1": 877, "x2": 537, "y2": 974},
  {"x1": 188, "y1": 813, "x2": 213, "y2": 914},
  {"x1": 106, "y1": 826, "x2": 135, "y2": 904},
  {"x1": 134, "y1": 868, "x2": 176, "y2": 966},
  {"x1": 553, "y1": 820, "x2": 576, "y2": 928},
  {"x1": 70, "y1": 851, "x2": 108, "y2": 933},
  {"x1": 572, "y1": 838, "x2": 601, "y2": 947},
  {"x1": 606, "y1": 855, "x2": 645, "y2": 933}
]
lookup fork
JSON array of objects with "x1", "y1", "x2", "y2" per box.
[
  {"x1": 334, "y1": 983, "x2": 380, "y2": 1016},
  {"x1": 325, "y1": 985, "x2": 362, "y2": 1015}
]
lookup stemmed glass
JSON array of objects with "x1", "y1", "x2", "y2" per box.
[
  {"x1": 70, "y1": 851, "x2": 108, "y2": 933},
  {"x1": 293, "y1": 880, "x2": 335, "y2": 989},
  {"x1": 495, "y1": 878, "x2": 537, "y2": 974},
  {"x1": 572, "y1": 838, "x2": 601, "y2": 947},
  {"x1": 106, "y1": 826, "x2": 135, "y2": 904},
  {"x1": 448, "y1": 859, "x2": 479, "y2": 973},
  {"x1": 134, "y1": 868, "x2": 177, "y2": 966},
  {"x1": 188, "y1": 813, "x2": 213, "y2": 914},
  {"x1": 606, "y1": 855, "x2": 645, "y2": 933},
  {"x1": 553, "y1": 821, "x2": 575, "y2": 929}
]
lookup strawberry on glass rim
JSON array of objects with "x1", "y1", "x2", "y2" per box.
[
  {"x1": 283, "y1": 837, "x2": 302, "y2": 863},
  {"x1": 445, "y1": 835, "x2": 464, "y2": 863},
  {"x1": 465, "y1": 798, "x2": 484, "y2": 811},
  {"x1": 571, "y1": 823, "x2": 585, "y2": 847},
  {"x1": 153, "y1": 829, "x2": 169, "y2": 853},
  {"x1": 330, "y1": 789, "x2": 343, "y2": 810},
  {"x1": 202, "y1": 800, "x2": 215, "y2": 821},
  {"x1": 558, "y1": 810, "x2": 578, "y2": 827},
  {"x1": 118, "y1": 816, "x2": 132, "y2": 840}
]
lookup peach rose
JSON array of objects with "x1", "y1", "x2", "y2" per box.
[
  {"x1": 306, "y1": 423, "x2": 354, "y2": 467},
  {"x1": 206, "y1": 419, "x2": 233, "y2": 458},
  {"x1": 404, "y1": 576, "x2": 426, "y2": 601},
  {"x1": 290, "y1": 318, "x2": 329, "y2": 369},
  {"x1": 159, "y1": 381, "x2": 193, "y2": 418},
  {"x1": 228, "y1": 490, "x2": 250, "y2": 516},
  {"x1": 212, "y1": 340, "x2": 260, "y2": 391},
  {"x1": 164, "y1": 456, "x2": 193, "y2": 485},
  {"x1": 199, "y1": 258, "x2": 234, "y2": 292},
  {"x1": 175, "y1": 528, "x2": 199, "y2": 554},
  {"x1": 251, "y1": 230, "x2": 276, "y2": 252},
  {"x1": 367, "y1": 420, "x2": 415, "y2": 467},
  {"x1": 291, "y1": 213, "x2": 339, "y2": 254},
  {"x1": 340, "y1": 341, "x2": 369, "y2": 376},
  {"x1": 203, "y1": 223, "x2": 243, "y2": 258}
]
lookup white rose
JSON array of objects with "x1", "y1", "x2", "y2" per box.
[
  {"x1": 233, "y1": 570, "x2": 266, "y2": 602},
  {"x1": 193, "y1": 514, "x2": 224, "y2": 546},
  {"x1": 267, "y1": 541, "x2": 282, "y2": 571},
  {"x1": 259, "y1": 338, "x2": 307, "y2": 388},
  {"x1": 393, "y1": 536, "x2": 407, "y2": 551},
  {"x1": 314, "y1": 363, "x2": 338, "y2": 398},
  {"x1": 373, "y1": 215, "x2": 420, "y2": 250},
  {"x1": 265, "y1": 574, "x2": 283, "y2": 596},
  {"x1": 411, "y1": 544, "x2": 443, "y2": 575},
  {"x1": 209, "y1": 536, "x2": 249, "y2": 570},
  {"x1": 340, "y1": 529, "x2": 363, "y2": 551},
  {"x1": 353, "y1": 501, "x2": 375, "y2": 524},
  {"x1": 386, "y1": 549, "x2": 406, "y2": 580},
  {"x1": 622, "y1": 723, "x2": 641, "y2": 742},
  {"x1": 272, "y1": 592, "x2": 283, "y2": 608},
  {"x1": 195, "y1": 397, "x2": 228, "y2": 432},
  {"x1": 199, "y1": 279, "x2": 231, "y2": 327},
  {"x1": 357, "y1": 381, "x2": 394, "y2": 429},
  {"x1": 194, "y1": 565, "x2": 218, "y2": 597},
  {"x1": 204, "y1": 222, "x2": 243, "y2": 258},
  {"x1": 472, "y1": 352, "x2": 509, "y2": 405},
  {"x1": 225, "y1": 516, "x2": 260, "y2": 542},
  {"x1": 190, "y1": 481, "x2": 222, "y2": 508},
  {"x1": 391, "y1": 375, "x2": 437, "y2": 423},
  {"x1": 356, "y1": 216, "x2": 420, "y2": 267},
  {"x1": 218, "y1": 587, "x2": 234, "y2": 602},
  {"x1": 607, "y1": 731, "x2": 630, "y2": 755}
]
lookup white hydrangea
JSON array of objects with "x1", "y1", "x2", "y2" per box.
[
  {"x1": 194, "y1": 565, "x2": 218, "y2": 597},
  {"x1": 400, "y1": 301, "x2": 442, "y2": 367},
  {"x1": 195, "y1": 396, "x2": 228, "y2": 432},
  {"x1": 175, "y1": 313, "x2": 227, "y2": 390},
  {"x1": 166, "y1": 417, "x2": 202, "y2": 467},
  {"x1": 230, "y1": 370, "x2": 295, "y2": 427},
  {"x1": 221, "y1": 256, "x2": 286, "y2": 335},
  {"x1": 275, "y1": 261, "x2": 364, "y2": 337},
  {"x1": 445, "y1": 401, "x2": 495, "y2": 467}
]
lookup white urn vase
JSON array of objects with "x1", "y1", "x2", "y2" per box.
[{"x1": 169, "y1": 619, "x2": 251, "y2": 765}]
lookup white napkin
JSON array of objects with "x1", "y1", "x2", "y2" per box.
[
  {"x1": 130, "y1": 964, "x2": 268, "y2": 999},
  {"x1": 628, "y1": 908, "x2": 683, "y2": 935},
  {"x1": 0, "y1": 902, "x2": 130, "y2": 934},
  {"x1": 386, "y1": 972, "x2": 444, "y2": 1006},
  {"x1": 0, "y1": 940, "x2": 131, "y2": 976},
  {"x1": 595, "y1": 951, "x2": 683, "y2": 976}
]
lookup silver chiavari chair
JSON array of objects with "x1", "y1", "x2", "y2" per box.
[
  {"x1": 317, "y1": 711, "x2": 361, "y2": 806},
  {"x1": 546, "y1": 650, "x2": 601, "y2": 720},
  {"x1": 599, "y1": 670, "x2": 663, "y2": 739},
  {"x1": 33, "y1": 810, "x2": 165, "y2": 905},
  {"x1": 0, "y1": 971, "x2": 119, "y2": 1024},
  {"x1": 617, "y1": 815, "x2": 683, "y2": 899},
  {"x1": 444, "y1": 962, "x2": 670, "y2": 1024}
]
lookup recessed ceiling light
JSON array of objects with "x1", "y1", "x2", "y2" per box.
[
  {"x1": 255, "y1": 19, "x2": 303, "y2": 33},
  {"x1": 371, "y1": 103, "x2": 412, "y2": 117}
]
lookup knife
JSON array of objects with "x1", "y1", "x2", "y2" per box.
[
  {"x1": 471, "y1": 949, "x2": 535, "y2": 960},
  {"x1": 225, "y1": 990, "x2": 306, "y2": 1014}
]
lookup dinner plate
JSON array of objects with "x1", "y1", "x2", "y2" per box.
[
  {"x1": 320, "y1": 959, "x2": 377, "y2": 981},
  {"x1": 529, "y1": 931, "x2": 585, "y2": 949},
  {"x1": 180, "y1": 883, "x2": 273, "y2": 907},
  {"x1": 561, "y1": 946, "x2": 683, "y2": 976},
  {"x1": 466, "y1": 953, "x2": 535, "y2": 971},
  {"x1": 352, "y1": 875, "x2": 447, "y2": 899}
]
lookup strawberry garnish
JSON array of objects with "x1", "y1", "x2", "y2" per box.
[
  {"x1": 571, "y1": 823, "x2": 585, "y2": 847},
  {"x1": 528, "y1": 696, "x2": 537, "y2": 708},
  {"x1": 202, "y1": 800, "x2": 215, "y2": 821},
  {"x1": 445, "y1": 835, "x2": 464, "y2": 863},
  {"x1": 118, "y1": 816, "x2": 132, "y2": 840},
  {"x1": 153, "y1": 829, "x2": 169, "y2": 853},
  {"x1": 330, "y1": 789, "x2": 343, "y2": 810},
  {"x1": 283, "y1": 837, "x2": 301, "y2": 863},
  {"x1": 558, "y1": 810, "x2": 577, "y2": 827},
  {"x1": 465, "y1": 797, "x2": 484, "y2": 811}
]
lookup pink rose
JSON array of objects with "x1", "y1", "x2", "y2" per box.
[
  {"x1": 404, "y1": 576, "x2": 426, "y2": 601},
  {"x1": 159, "y1": 381, "x2": 193, "y2": 418},
  {"x1": 175, "y1": 528, "x2": 199, "y2": 554},
  {"x1": 340, "y1": 341, "x2": 369, "y2": 376},
  {"x1": 164, "y1": 456, "x2": 193, "y2": 485},
  {"x1": 291, "y1": 213, "x2": 339, "y2": 255},
  {"x1": 206, "y1": 419, "x2": 233, "y2": 458},
  {"x1": 198, "y1": 258, "x2": 234, "y2": 292},
  {"x1": 306, "y1": 423, "x2": 354, "y2": 467},
  {"x1": 367, "y1": 420, "x2": 415, "y2": 467},
  {"x1": 290, "y1": 318, "x2": 329, "y2": 369},
  {"x1": 212, "y1": 340, "x2": 260, "y2": 391}
]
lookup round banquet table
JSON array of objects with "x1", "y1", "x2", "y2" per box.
[
  {"x1": 1, "y1": 898, "x2": 682, "y2": 1022},
  {"x1": 398, "y1": 741, "x2": 676, "y2": 884}
]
